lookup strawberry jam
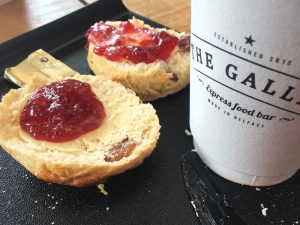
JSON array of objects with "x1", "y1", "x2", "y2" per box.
[
  {"x1": 86, "y1": 20, "x2": 179, "y2": 64},
  {"x1": 20, "y1": 79, "x2": 106, "y2": 142}
]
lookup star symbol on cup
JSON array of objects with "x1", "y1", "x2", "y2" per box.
[{"x1": 245, "y1": 35, "x2": 255, "y2": 46}]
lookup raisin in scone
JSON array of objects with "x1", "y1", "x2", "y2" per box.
[
  {"x1": 86, "y1": 18, "x2": 190, "y2": 101},
  {"x1": 0, "y1": 74, "x2": 160, "y2": 187}
]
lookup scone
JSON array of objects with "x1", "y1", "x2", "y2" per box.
[
  {"x1": 0, "y1": 74, "x2": 160, "y2": 187},
  {"x1": 86, "y1": 18, "x2": 190, "y2": 101}
]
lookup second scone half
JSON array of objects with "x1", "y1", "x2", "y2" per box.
[
  {"x1": 0, "y1": 74, "x2": 160, "y2": 187},
  {"x1": 86, "y1": 18, "x2": 190, "y2": 101}
]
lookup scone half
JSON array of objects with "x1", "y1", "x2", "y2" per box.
[
  {"x1": 0, "y1": 75, "x2": 160, "y2": 187},
  {"x1": 86, "y1": 18, "x2": 190, "y2": 101}
]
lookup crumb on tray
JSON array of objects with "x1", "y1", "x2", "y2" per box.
[
  {"x1": 184, "y1": 129, "x2": 192, "y2": 136},
  {"x1": 97, "y1": 184, "x2": 108, "y2": 196}
]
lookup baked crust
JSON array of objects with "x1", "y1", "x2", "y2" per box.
[
  {"x1": 87, "y1": 18, "x2": 190, "y2": 101},
  {"x1": 0, "y1": 75, "x2": 160, "y2": 187}
]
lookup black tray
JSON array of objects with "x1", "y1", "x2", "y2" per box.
[{"x1": 0, "y1": 1, "x2": 299, "y2": 225}]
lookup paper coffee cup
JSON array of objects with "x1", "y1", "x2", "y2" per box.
[{"x1": 190, "y1": 0, "x2": 300, "y2": 186}]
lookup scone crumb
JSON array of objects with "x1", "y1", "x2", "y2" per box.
[
  {"x1": 190, "y1": 200, "x2": 199, "y2": 218},
  {"x1": 97, "y1": 184, "x2": 108, "y2": 196},
  {"x1": 184, "y1": 129, "x2": 192, "y2": 136},
  {"x1": 260, "y1": 203, "x2": 268, "y2": 216}
]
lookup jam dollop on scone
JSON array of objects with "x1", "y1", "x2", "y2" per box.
[
  {"x1": 0, "y1": 75, "x2": 160, "y2": 186},
  {"x1": 86, "y1": 18, "x2": 190, "y2": 101},
  {"x1": 20, "y1": 79, "x2": 106, "y2": 142}
]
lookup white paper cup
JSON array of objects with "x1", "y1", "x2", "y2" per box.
[{"x1": 190, "y1": 0, "x2": 300, "y2": 186}]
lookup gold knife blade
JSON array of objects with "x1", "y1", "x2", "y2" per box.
[{"x1": 4, "y1": 49, "x2": 79, "y2": 87}]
